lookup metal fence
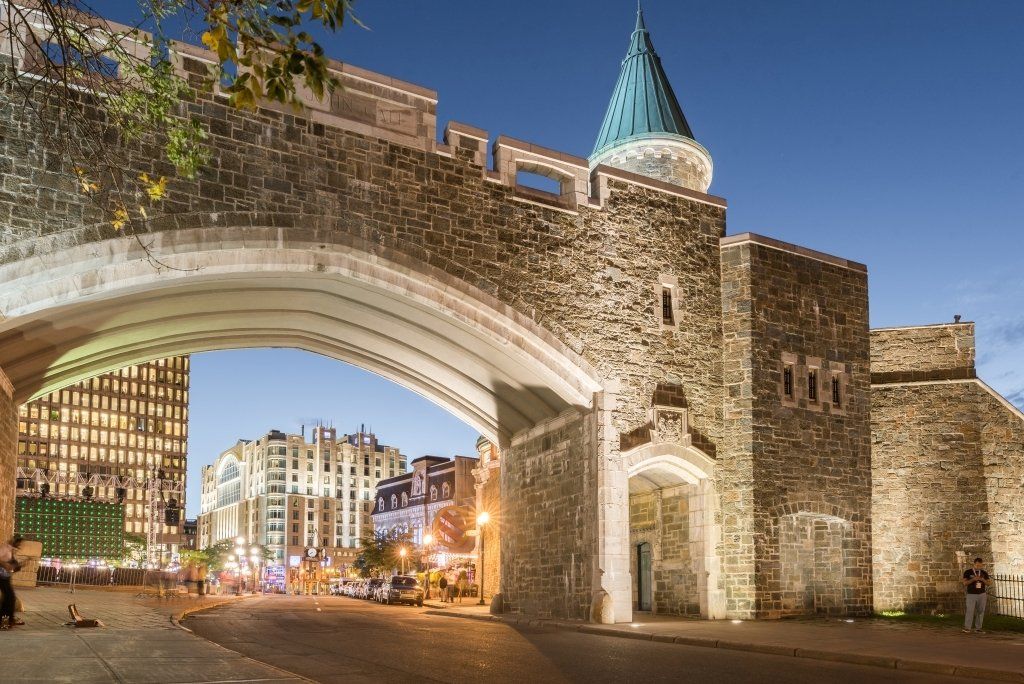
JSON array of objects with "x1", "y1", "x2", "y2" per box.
[
  {"x1": 36, "y1": 564, "x2": 176, "y2": 591},
  {"x1": 992, "y1": 575, "x2": 1024, "y2": 619}
]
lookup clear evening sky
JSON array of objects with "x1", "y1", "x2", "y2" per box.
[{"x1": 86, "y1": 1, "x2": 1024, "y2": 516}]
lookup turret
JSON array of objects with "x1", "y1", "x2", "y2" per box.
[{"x1": 590, "y1": 4, "x2": 713, "y2": 193}]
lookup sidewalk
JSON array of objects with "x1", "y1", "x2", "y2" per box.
[
  {"x1": 426, "y1": 603, "x2": 1024, "y2": 682},
  {"x1": 3, "y1": 586, "x2": 307, "y2": 683}
]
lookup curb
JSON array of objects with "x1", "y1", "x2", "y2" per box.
[
  {"x1": 426, "y1": 610, "x2": 1024, "y2": 682},
  {"x1": 170, "y1": 595, "x2": 316, "y2": 683}
]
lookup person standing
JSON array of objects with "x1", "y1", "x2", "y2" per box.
[
  {"x1": 0, "y1": 535, "x2": 25, "y2": 630},
  {"x1": 962, "y1": 557, "x2": 992, "y2": 633},
  {"x1": 438, "y1": 574, "x2": 449, "y2": 603},
  {"x1": 457, "y1": 568, "x2": 468, "y2": 604}
]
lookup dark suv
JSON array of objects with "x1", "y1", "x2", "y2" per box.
[{"x1": 382, "y1": 575, "x2": 424, "y2": 606}]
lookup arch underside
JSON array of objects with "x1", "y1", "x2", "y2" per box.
[{"x1": 0, "y1": 229, "x2": 603, "y2": 446}]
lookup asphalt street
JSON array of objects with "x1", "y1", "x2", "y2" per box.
[{"x1": 182, "y1": 595, "x2": 973, "y2": 684}]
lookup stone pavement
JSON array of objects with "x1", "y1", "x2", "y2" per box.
[
  {"x1": 425, "y1": 603, "x2": 1024, "y2": 682},
  {"x1": 2, "y1": 586, "x2": 308, "y2": 683}
]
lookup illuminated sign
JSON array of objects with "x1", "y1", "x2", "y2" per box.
[{"x1": 431, "y1": 506, "x2": 475, "y2": 554}]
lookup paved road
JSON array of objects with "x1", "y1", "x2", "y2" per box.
[{"x1": 184, "y1": 595, "x2": 969, "y2": 684}]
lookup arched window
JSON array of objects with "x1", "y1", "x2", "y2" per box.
[
  {"x1": 442, "y1": 482, "x2": 451, "y2": 499},
  {"x1": 401, "y1": 492, "x2": 408, "y2": 507},
  {"x1": 390, "y1": 494, "x2": 398, "y2": 509},
  {"x1": 429, "y1": 485, "x2": 437, "y2": 502},
  {"x1": 217, "y1": 457, "x2": 239, "y2": 484},
  {"x1": 378, "y1": 497, "x2": 384, "y2": 512}
]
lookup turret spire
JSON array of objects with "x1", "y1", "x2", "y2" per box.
[{"x1": 589, "y1": 5, "x2": 713, "y2": 193}]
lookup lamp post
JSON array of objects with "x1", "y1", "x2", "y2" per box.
[
  {"x1": 68, "y1": 562, "x2": 79, "y2": 594},
  {"x1": 399, "y1": 546, "x2": 407, "y2": 575},
  {"x1": 234, "y1": 536, "x2": 246, "y2": 595},
  {"x1": 422, "y1": 533, "x2": 434, "y2": 599},
  {"x1": 476, "y1": 511, "x2": 490, "y2": 606}
]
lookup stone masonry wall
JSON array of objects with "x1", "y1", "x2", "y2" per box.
[
  {"x1": 871, "y1": 323, "x2": 975, "y2": 383},
  {"x1": 0, "y1": 54, "x2": 729, "y2": 620},
  {"x1": 721, "y1": 237, "x2": 872, "y2": 618},
  {"x1": 0, "y1": 367, "x2": 14, "y2": 541},
  {"x1": 501, "y1": 411, "x2": 594, "y2": 620},
  {"x1": 871, "y1": 379, "x2": 1024, "y2": 612}
]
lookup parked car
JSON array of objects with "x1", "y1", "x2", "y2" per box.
[
  {"x1": 381, "y1": 575, "x2": 424, "y2": 606},
  {"x1": 364, "y1": 577, "x2": 384, "y2": 600}
]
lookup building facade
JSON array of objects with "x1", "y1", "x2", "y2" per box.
[
  {"x1": 198, "y1": 426, "x2": 406, "y2": 583},
  {"x1": 14, "y1": 356, "x2": 190, "y2": 561},
  {"x1": 372, "y1": 455, "x2": 477, "y2": 551}
]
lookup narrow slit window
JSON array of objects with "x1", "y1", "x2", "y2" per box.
[
  {"x1": 661, "y1": 287, "x2": 674, "y2": 325},
  {"x1": 807, "y1": 370, "x2": 818, "y2": 402},
  {"x1": 831, "y1": 377, "x2": 841, "y2": 406},
  {"x1": 783, "y1": 366, "x2": 794, "y2": 397}
]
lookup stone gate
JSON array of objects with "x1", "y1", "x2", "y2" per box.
[{"x1": 1, "y1": 5, "x2": 1019, "y2": 622}]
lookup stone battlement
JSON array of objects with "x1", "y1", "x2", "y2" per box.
[{"x1": 0, "y1": 3, "x2": 727, "y2": 214}]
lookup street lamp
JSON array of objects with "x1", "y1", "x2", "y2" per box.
[
  {"x1": 399, "y1": 546, "x2": 407, "y2": 575},
  {"x1": 476, "y1": 511, "x2": 490, "y2": 606},
  {"x1": 422, "y1": 534, "x2": 434, "y2": 599}
]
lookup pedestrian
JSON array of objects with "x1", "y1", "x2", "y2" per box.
[
  {"x1": 962, "y1": 556, "x2": 992, "y2": 633},
  {"x1": 0, "y1": 535, "x2": 25, "y2": 630},
  {"x1": 457, "y1": 568, "x2": 468, "y2": 604},
  {"x1": 438, "y1": 574, "x2": 448, "y2": 603}
]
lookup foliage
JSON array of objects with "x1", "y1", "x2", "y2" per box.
[
  {"x1": 122, "y1": 532, "x2": 147, "y2": 564},
  {"x1": 178, "y1": 548, "x2": 209, "y2": 567},
  {"x1": 0, "y1": 0, "x2": 363, "y2": 263},
  {"x1": 352, "y1": 528, "x2": 413, "y2": 578},
  {"x1": 201, "y1": 538, "x2": 273, "y2": 572}
]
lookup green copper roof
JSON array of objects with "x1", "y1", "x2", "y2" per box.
[{"x1": 592, "y1": 5, "x2": 695, "y2": 158}]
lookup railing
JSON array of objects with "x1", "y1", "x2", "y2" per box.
[
  {"x1": 36, "y1": 564, "x2": 175, "y2": 590},
  {"x1": 992, "y1": 575, "x2": 1024, "y2": 619}
]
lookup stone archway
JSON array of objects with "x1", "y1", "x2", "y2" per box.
[
  {"x1": 624, "y1": 442, "x2": 724, "y2": 619},
  {"x1": 0, "y1": 222, "x2": 604, "y2": 446}
]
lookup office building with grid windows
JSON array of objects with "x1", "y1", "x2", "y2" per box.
[{"x1": 14, "y1": 356, "x2": 190, "y2": 560}]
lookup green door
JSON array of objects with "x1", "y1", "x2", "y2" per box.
[{"x1": 637, "y1": 542, "x2": 652, "y2": 611}]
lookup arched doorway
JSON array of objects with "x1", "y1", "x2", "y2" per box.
[{"x1": 625, "y1": 443, "x2": 724, "y2": 619}]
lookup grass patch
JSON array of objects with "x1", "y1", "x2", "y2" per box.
[{"x1": 874, "y1": 611, "x2": 1024, "y2": 633}]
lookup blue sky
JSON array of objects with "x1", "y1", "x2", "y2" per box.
[{"x1": 87, "y1": 1, "x2": 1024, "y2": 514}]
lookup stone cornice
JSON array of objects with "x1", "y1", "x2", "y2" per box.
[{"x1": 721, "y1": 233, "x2": 867, "y2": 273}]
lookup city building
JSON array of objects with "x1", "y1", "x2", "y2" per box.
[
  {"x1": 182, "y1": 518, "x2": 198, "y2": 550},
  {"x1": 372, "y1": 454, "x2": 477, "y2": 564},
  {"x1": 14, "y1": 356, "x2": 190, "y2": 562},
  {"x1": 197, "y1": 425, "x2": 406, "y2": 588}
]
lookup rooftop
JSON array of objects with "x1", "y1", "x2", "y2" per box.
[{"x1": 592, "y1": 4, "x2": 696, "y2": 158}]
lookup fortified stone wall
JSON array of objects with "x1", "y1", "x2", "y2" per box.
[
  {"x1": 871, "y1": 324, "x2": 975, "y2": 383},
  {"x1": 721, "y1": 235, "x2": 872, "y2": 618},
  {"x1": 501, "y1": 411, "x2": 595, "y2": 620},
  {"x1": 479, "y1": 466, "x2": 501, "y2": 600},
  {"x1": 870, "y1": 324, "x2": 1024, "y2": 613},
  {"x1": 0, "y1": 45, "x2": 729, "y2": 620}
]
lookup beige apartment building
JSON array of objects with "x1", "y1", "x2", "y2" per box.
[
  {"x1": 15, "y1": 356, "x2": 190, "y2": 560},
  {"x1": 197, "y1": 425, "x2": 406, "y2": 586}
]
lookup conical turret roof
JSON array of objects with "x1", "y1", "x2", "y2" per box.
[{"x1": 591, "y1": 4, "x2": 695, "y2": 158}]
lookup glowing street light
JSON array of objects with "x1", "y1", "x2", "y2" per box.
[
  {"x1": 399, "y1": 546, "x2": 408, "y2": 575},
  {"x1": 477, "y1": 511, "x2": 490, "y2": 606}
]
